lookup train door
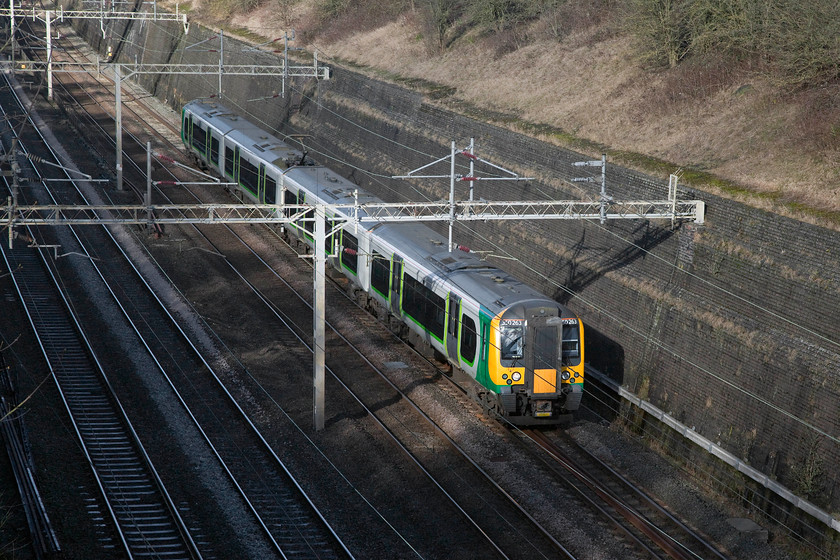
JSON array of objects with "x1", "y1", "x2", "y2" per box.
[
  {"x1": 446, "y1": 293, "x2": 461, "y2": 365},
  {"x1": 182, "y1": 113, "x2": 192, "y2": 146},
  {"x1": 233, "y1": 146, "x2": 240, "y2": 183},
  {"x1": 526, "y1": 316, "x2": 559, "y2": 397},
  {"x1": 258, "y1": 163, "x2": 266, "y2": 203},
  {"x1": 264, "y1": 173, "x2": 277, "y2": 205},
  {"x1": 390, "y1": 255, "x2": 403, "y2": 315}
]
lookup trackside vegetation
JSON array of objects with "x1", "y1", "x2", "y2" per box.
[{"x1": 297, "y1": 0, "x2": 840, "y2": 89}]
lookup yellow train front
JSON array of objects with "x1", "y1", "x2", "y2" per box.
[{"x1": 478, "y1": 300, "x2": 584, "y2": 425}]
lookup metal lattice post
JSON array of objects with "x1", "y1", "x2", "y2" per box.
[
  {"x1": 448, "y1": 140, "x2": 455, "y2": 252},
  {"x1": 600, "y1": 154, "x2": 607, "y2": 224},
  {"x1": 115, "y1": 64, "x2": 123, "y2": 190},
  {"x1": 46, "y1": 11, "x2": 53, "y2": 101},
  {"x1": 218, "y1": 30, "x2": 223, "y2": 100},
  {"x1": 573, "y1": 154, "x2": 610, "y2": 224},
  {"x1": 10, "y1": 1, "x2": 15, "y2": 65},
  {"x1": 313, "y1": 205, "x2": 326, "y2": 431},
  {"x1": 669, "y1": 174, "x2": 678, "y2": 229},
  {"x1": 146, "y1": 142, "x2": 152, "y2": 225}
]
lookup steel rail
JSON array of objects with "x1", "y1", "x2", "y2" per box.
[
  {"x1": 108, "y1": 48, "x2": 582, "y2": 557},
  {"x1": 0, "y1": 355, "x2": 60, "y2": 558},
  {"x1": 37, "y1": 32, "x2": 353, "y2": 559},
  {"x1": 525, "y1": 428, "x2": 717, "y2": 560},
  {"x1": 137, "y1": 152, "x2": 576, "y2": 557},
  {"x1": 0, "y1": 71, "x2": 200, "y2": 559}
]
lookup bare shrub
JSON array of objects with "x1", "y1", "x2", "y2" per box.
[
  {"x1": 208, "y1": 0, "x2": 268, "y2": 17},
  {"x1": 789, "y1": 85, "x2": 840, "y2": 155},
  {"x1": 763, "y1": 1, "x2": 840, "y2": 88},
  {"x1": 539, "y1": 0, "x2": 619, "y2": 41},
  {"x1": 469, "y1": 0, "x2": 530, "y2": 31},
  {"x1": 317, "y1": 0, "x2": 352, "y2": 18},
  {"x1": 275, "y1": 0, "x2": 299, "y2": 29},
  {"x1": 646, "y1": 53, "x2": 743, "y2": 110},
  {"x1": 623, "y1": 0, "x2": 692, "y2": 68},
  {"x1": 312, "y1": 0, "x2": 411, "y2": 43},
  {"x1": 789, "y1": 434, "x2": 827, "y2": 505},
  {"x1": 486, "y1": 27, "x2": 519, "y2": 58},
  {"x1": 420, "y1": 0, "x2": 463, "y2": 53}
]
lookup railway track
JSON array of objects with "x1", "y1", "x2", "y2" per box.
[
  {"x1": 6, "y1": 19, "x2": 354, "y2": 559},
  {"x1": 0, "y1": 85, "x2": 200, "y2": 557},
  {"x1": 523, "y1": 428, "x2": 729, "y2": 560},
  {"x1": 0, "y1": 351, "x2": 60, "y2": 559}
]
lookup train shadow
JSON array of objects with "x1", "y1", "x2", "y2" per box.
[
  {"x1": 552, "y1": 221, "x2": 674, "y2": 425},
  {"x1": 554, "y1": 221, "x2": 674, "y2": 306}
]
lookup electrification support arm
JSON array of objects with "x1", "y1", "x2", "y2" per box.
[
  {"x1": 313, "y1": 206, "x2": 326, "y2": 431},
  {"x1": 392, "y1": 139, "x2": 539, "y2": 250}
]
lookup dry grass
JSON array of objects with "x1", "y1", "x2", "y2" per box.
[{"x1": 172, "y1": 0, "x2": 840, "y2": 221}]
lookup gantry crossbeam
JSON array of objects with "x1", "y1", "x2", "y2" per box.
[
  {"x1": 3, "y1": 60, "x2": 330, "y2": 78},
  {"x1": 2, "y1": 200, "x2": 705, "y2": 226},
  {"x1": 0, "y1": 7, "x2": 189, "y2": 30}
]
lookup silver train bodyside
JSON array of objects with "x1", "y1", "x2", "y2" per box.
[{"x1": 181, "y1": 99, "x2": 585, "y2": 424}]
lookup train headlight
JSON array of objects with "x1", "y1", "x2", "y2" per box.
[
  {"x1": 512, "y1": 372, "x2": 522, "y2": 382},
  {"x1": 561, "y1": 370, "x2": 571, "y2": 381}
]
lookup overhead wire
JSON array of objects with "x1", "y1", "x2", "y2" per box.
[{"x1": 258, "y1": 69, "x2": 840, "y2": 449}]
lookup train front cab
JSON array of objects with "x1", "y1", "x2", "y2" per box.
[{"x1": 488, "y1": 302, "x2": 584, "y2": 424}]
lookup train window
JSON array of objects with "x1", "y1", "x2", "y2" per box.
[
  {"x1": 224, "y1": 147, "x2": 235, "y2": 179},
  {"x1": 402, "y1": 274, "x2": 445, "y2": 341},
  {"x1": 448, "y1": 297, "x2": 459, "y2": 337},
  {"x1": 210, "y1": 136, "x2": 220, "y2": 165},
  {"x1": 370, "y1": 251, "x2": 390, "y2": 298},
  {"x1": 283, "y1": 189, "x2": 296, "y2": 218},
  {"x1": 460, "y1": 315, "x2": 477, "y2": 365},
  {"x1": 239, "y1": 157, "x2": 258, "y2": 196},
  {"x1": 534, "y1": 326, "x2": 557, "y2": 371},
  {"x1": 500, "y1": 322, "x2": 524, "y2": 361},
  {"x1": 191, "y1": 121, "x2": 206, "y2": 153},
  {"x1": 297, "y1": 191, "x2": 314, "y2": 235},
  {"x1": 265, "y1": 176, "x2": 276, "y2": 204},
  {"x1": 326, "y1": 220, "x2": 336, "y2": 254},
  {"x1": 341, "y1": 232, "x2": 358, "y2": 274},
  {"x1": 561, "y1": 324, "x2": 581, "y2": 366},
  {"x1": 392, "y1": 258, "x2": 402, "y2": 299}
]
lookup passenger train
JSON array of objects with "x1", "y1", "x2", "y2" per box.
[{"x1": 181, "y1": 99, "x2": 584, "y2": 425}]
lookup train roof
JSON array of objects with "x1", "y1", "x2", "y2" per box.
[
  {"x1": 184, "y1": 100, "x2": 299, "y2": 168},
  {"x1": 283, "y1": 166, "x2": 381, "y2": 208},
  {"x1": 184, "y1": 99, "x2": 566, "y2": 316},
  {"x1": 369, "y1": 221, "x2": 558, "y2": 313}
]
